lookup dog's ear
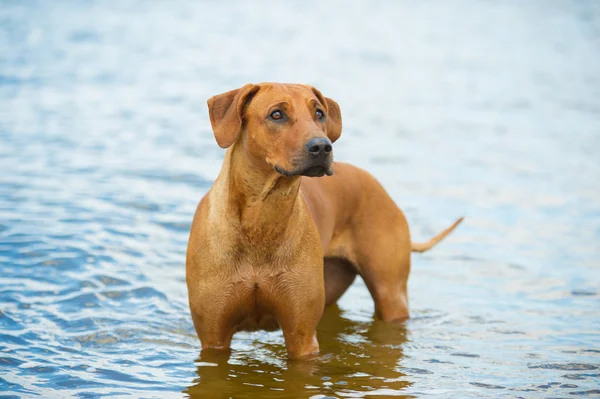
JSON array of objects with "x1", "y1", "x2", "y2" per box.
[
  {"x1": 207, "y1": 84, "x2": 258, "y2": 148},
  {"x1": 310, "y1": 87, "x2": 343, "y2": 143},
  {"x1": 323, "y1": 96, "x2": 342, "y2": 143}
]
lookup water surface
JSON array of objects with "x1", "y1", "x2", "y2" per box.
[{"x1": 1, "y1": 1, "x2": 599, "y2": 398}]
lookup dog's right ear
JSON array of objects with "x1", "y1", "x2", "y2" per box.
[
  {"x1": 309, "y1": 86, "x2": 343, "y2": 143},
  {"x1": 207, "y1": 84, "x2": 258, "y2": 148}
]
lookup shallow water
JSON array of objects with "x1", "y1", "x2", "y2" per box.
[{"x1": 1, "y1": 1, "x2": 599, "y2": 398}]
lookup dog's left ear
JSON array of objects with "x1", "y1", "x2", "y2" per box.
[
  {"x1": 310, "y1": 87, "x2": 343, "y2": 143},
  {"x1": 207, "y1": 84, "x2": 258, "y2": 148}
]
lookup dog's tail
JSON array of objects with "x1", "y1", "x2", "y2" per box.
[{"x1": 411, "y1": 217, "x2": 464, "y2": 253}]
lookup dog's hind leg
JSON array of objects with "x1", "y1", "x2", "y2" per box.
[
  {"x1": 323, "y1": 257, "x2": 357, "y2": 307},
  {"x1": 352, "y1": 209, "x2": 413, "y2": 322}
]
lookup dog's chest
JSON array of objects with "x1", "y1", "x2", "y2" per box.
[
  {"x1": 236, "y1": 309, "x2": 279, "y2": 332},
  {"x1": 229, "y1": 262, "x2": 285, "y2": 292},
  {"x1": 228, "y1": 264, "x2": 285, "y2": 332}
]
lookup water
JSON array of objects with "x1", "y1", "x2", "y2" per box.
[{"x1": 1, "y1": 1, "x2": 599, "y2": 398}]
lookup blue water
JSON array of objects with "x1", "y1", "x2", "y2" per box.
[{"x1": 1, "y1": 1, "x2": 599, "y2": 398}]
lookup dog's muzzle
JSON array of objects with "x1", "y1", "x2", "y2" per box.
[{"x1": 274, "y1": 137, "x2": 334, "y2": 177}]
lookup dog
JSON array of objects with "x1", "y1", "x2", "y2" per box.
[{"x1": 186, "y1": 83, "x2": 462, "y2": 359}]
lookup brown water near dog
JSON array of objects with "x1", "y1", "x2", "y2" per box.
[{"x1": 1, "y1": 1, "x2": 599, "y2": 398}]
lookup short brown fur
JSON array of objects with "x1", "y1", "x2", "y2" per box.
[{"x1": 186, "y1": 83, "x2": 462, "y2": 359}]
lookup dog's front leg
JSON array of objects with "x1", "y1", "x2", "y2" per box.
[{"x1": 268, "y1": 267, "x2": 325, "y2": 359}]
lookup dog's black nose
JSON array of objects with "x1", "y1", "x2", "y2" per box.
[{"x1": 306, "y1": 137, "x2": 332, "y2": 157}]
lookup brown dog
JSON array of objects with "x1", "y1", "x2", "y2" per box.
[{"x1": 186, "y1": 83, "x2": 462, "y2": 359}]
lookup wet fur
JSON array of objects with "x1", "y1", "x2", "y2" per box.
[{"x1": 186, "y1": 83, "x2": 462, "y2": 358}]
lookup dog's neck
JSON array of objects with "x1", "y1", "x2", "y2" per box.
[{"x1": 215, "y1": 144, "x2": 302, "y2": 242}]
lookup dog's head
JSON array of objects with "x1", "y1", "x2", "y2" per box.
[{"x1": 207, "y1": 83, "x2": 342, "y2": 177}]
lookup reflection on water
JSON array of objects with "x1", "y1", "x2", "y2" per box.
[
  {"x1": 187, "y1": 306, "x2": 411, "y2": 398},
  {"x1": 1, "y1": 0, "x2": 599, "y2": 398}
]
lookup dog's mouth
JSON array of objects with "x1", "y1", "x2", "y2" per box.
[
  {"x1": 274, "y1": 164, "x2": 334, "y2": 178},
  {"x1": 301, "y1": 165, "x2": 332, "y2": 177}
]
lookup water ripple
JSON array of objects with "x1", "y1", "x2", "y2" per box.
[{"x1": 2, "y1": 0, "x2": 600, "y2": 398}]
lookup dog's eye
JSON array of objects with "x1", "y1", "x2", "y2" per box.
[
  {"x1": 269, "y1": 110, "x2": 284, "y2": 121},
  {"x1": 316, "y1": 109, "x2": 325, "y2": 120}
]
